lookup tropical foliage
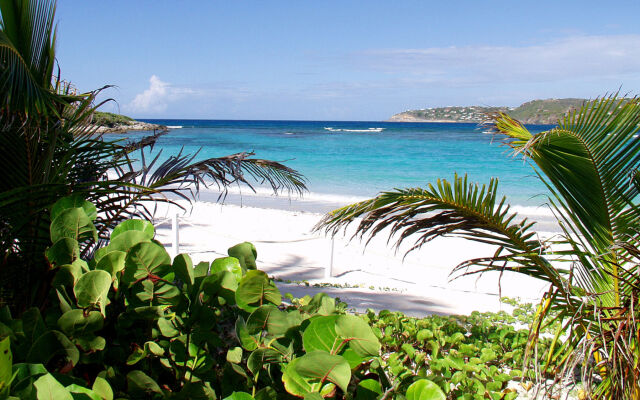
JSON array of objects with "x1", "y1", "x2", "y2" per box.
[
  {"x1": 0, "y1": 195, "x2": 451, "y2": 399},
  {"x1": 0, "y1": 0, "x2": 306, "y2": 312},
  {"x1": 1, "y1": 196, "x2": 577, "y2": 399},
  {"x1": 317, "y1": 95, "x2": 640, "y2": 398}
]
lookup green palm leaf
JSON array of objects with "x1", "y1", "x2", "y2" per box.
[
  {"x1": 316, "y1": 174, "x2": 566, "y2": 291},
  {"x1": 0, "y1": 0, "x2": 61, "y2": 114},
  {"x1": 486, "y1": 95, "x2": 640, "y2": 306}
]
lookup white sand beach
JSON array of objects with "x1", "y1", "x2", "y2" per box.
[{"x1": 152, "y1": 197, "x2": 553, "y2": 317}]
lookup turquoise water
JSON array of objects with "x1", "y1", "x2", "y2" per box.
[{"x1": 135, "y1": 119, "x2": 550, "y2": 209}]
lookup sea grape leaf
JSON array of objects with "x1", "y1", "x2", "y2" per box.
[
  {"x1": 134, "y1": 277, "x2": 181, "y2": 306},
  {"x1": 130, "y1": 306, "x2": 167, "y2": 319},
  {"x1": 303, "y1": 293, "x2": 336, "y2": 316},
  {"x1": 201, "y1": 271, "x2": 238, "y2": 304},
  {"x1": 126, "y1": 370, "x2": 162, "y2": 396},
  {"x1": 417, "y1": 329, "x2": 434, "y2": 341},
  {"x1": 211, "y1": 257, "x2": 243, "y2": 280},
  {"x1": 26, "y1": 330, "x2": 79, "y2": 369},
  {"x1": 282, "y1": 351, "x2": 350, "y2": 396},
  {"x1": 22, "y1": 308, "x2": 47, "y2": 345},
  {"x1": 0, "y1": 337, "x2": 12, "y2": 395},
  {"x1": 34, "y1": 373, "x2": 73, "y2": 400},
  {"x1": 145, "y1": 341, "x2": 164, "y2": 356},
  {"x1": 228, "y1": 242, "x2": 257, "y2": 272},
  {"x1": 10, "y1": 363, "x2": 47, "y2": 398},
  {"x1": 46, "y1": 238, "x2": 80, "y2": 266},
  {"x1": 75, "y1": 336, "x2": 106, "y2": 352},
  {"x1": 95, "y1": 251, "x2": 126, "y2": 280},
  {"x1": 57, "y1": 310, "x2": 104, "y2": 337},
  {"x1": 246, "y1": 305, "x2": 281, "y2": 334},
  {"x1": 66, "y1": 384, "x2": 103, "y2": 400},
  {"x1": 235, "y1": 270, "x2": 281, "y2": 312},
  {"x1": 105, "y1": 230, "x2": 150, "y2": 254},
  {"x1": 355, "y1": 379, "x2": 383, "y2": 400},
  {"x1": 405, "y1": 379, "x2": 446, "y2": 400},
  {"x1": 93, "y1": 247, "x2": 109, "y2": 265},
  {"x1": 50, "y1": 208, "x2": 97, "y2": 243},
  {"x1": 302, "y1": 315, "x2": 380, "y2": 368},
  {"x1": 253, "y1": 307, "x2": 302, "y2": 338},
  {"x1": 122, "y1": 242, "x2": 172, "y2": 286},
  {"x1": 126, "y1": 346, "x2": 146, "y2": 366},
  {"x1": 226, "y1": 347, "x2": 243, "y2": 364},
  {"x1": 176, "y1": 381, "x2": 217, "y2": 399},
  {"x1": 74, "y1": 270, "x2": 112, "y2": 315},
  {"x1": 173, "y1": 253, "x2": 194, "y2": 288},
  {"x1": 158, "y1": 318, "x2": 179, "y2": 338},
  {"x1": 247, "y1": 348, "x2": 282, "y2": 376},
  {"x1": 194, "y1": 261, "x2": 210, "y2": 277},
  {"x1": 254, "y1": 387, "x2": 277, "y2": 400},
  {"x1": 224, "y1": 392, "x2": 255, "y2": 400},
  {"x1": 334, "y1": 315, "x2": 381, "y2": 357},
  {"x1": 92, "y1": 376, "x2": 113, "y2": 400},
  {"x1": 302, "y1": 315, "x2": 339, "y2": 353},
  {"x1": 235, "y1": 316, "x2": 259, "y2": 351},
  {"x1": 111, "y1": 219, "x2": 154, "y2": 240},
  {"x1": 51, "y1": 196, "x2": 97, "y2": 221}
]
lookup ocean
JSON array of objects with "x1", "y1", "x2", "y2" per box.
[{"x1": 132, "y1": 119, "x2": 555, "y2": 226}]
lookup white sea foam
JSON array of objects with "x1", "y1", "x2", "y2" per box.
[
  {"x1": 201, "y1": 185, "x2": 553, "y2": 216},
  {"x1": 324, "y1": 127, "x2": 385, "y2": 133},
  {"x1": 202, "y1": 185, "x2": 369, "y2": 204}
]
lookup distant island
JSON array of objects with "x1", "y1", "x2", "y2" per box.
[
  {"x1": 388, "y1": 98, "x2": 586, "y2": 125},
  {"x1": 91, "y1": 111, "x2": 166, "y2": 133}
]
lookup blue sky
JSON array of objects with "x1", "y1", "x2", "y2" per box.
[{"x1": 56, "y1": 1, "x2": 640, "y2": 120}]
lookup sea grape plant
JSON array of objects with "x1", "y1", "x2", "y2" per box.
[{"x1": 0, "y1": 196, "x2": 448, "y2": 399}]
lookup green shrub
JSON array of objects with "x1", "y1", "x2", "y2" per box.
[
  {"x1": 0, "y1": 196, "x2": 451, "y2": 399},
  {"x1": 3, "y1": 196, "x2": 571, "y2": 399},
  {"x1": 90, "y1": 111, "x2": 135, "y2": 127}
]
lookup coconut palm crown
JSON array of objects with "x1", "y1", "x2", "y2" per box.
[
  {"x1": 317, "y1": 95, "x2": 640, "y2": 398},
  {"x1": 0, "y1": 0, "x2": 306, "y2": 311}
]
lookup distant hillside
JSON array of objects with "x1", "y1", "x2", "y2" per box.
[
  {"x1": 388, "y1": 98, "x2": 586, "y2": 125},
  {"x1": 90, "y1": 111, "x2": 166, "y2": 133}
]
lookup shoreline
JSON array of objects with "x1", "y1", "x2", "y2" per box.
[{"x1": 194, "y1": 186, "x2": 561, "y2": 232}]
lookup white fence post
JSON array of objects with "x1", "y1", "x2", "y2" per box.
[
  {"x1": 172, "y1": 213, "x2": 180, "y2": 258},
  {"x1": 326, "y1": 237, "x2": 335, "y2": 279}
]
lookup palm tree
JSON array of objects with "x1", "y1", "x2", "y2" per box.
[
  {"x1": 0, "y1": 0, "x2": 306, "y2": 311},
  {"x1": 317, "y1": 95, "x2": 640, "y2": 398}
]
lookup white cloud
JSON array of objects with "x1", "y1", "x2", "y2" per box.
[
  {"x1": 358, "y1": 35, "x2": 640, "y2": 85},
  {"x1": 127, "y1": 75, "x2": 194, "y2": 114}
]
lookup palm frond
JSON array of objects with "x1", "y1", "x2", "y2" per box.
[
  {"x1": 486, "y1": 95, "x2": 640, "y2": 307},
  {"x1": 487, "y1": 96, "x2": 640, "y2": 252},
  {"x1": 316, "y1": 174, "x2": 566, "y2": 289},
  {"x1": 93, "y1": 147, "x2": 307, "y2": 233},
  {"x1": 0, "y1": 0, "x2": 60, "y2": 114}
]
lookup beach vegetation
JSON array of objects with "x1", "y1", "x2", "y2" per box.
[
  {"x1": 0, "y1": 0, "x2": 306, "y2": 313},
  {"x1": 318, "y1": 94, "x2": 640, "y2": 398},
  {"x1": 90, "y1": 111, "x2": 135, "y2": 127},
  {"x1": 0, "y1": 195, "x2": 569, "y2": 399},
  {"x1": 392, "y1": 98, "x2": 586, "y2": 125}
]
